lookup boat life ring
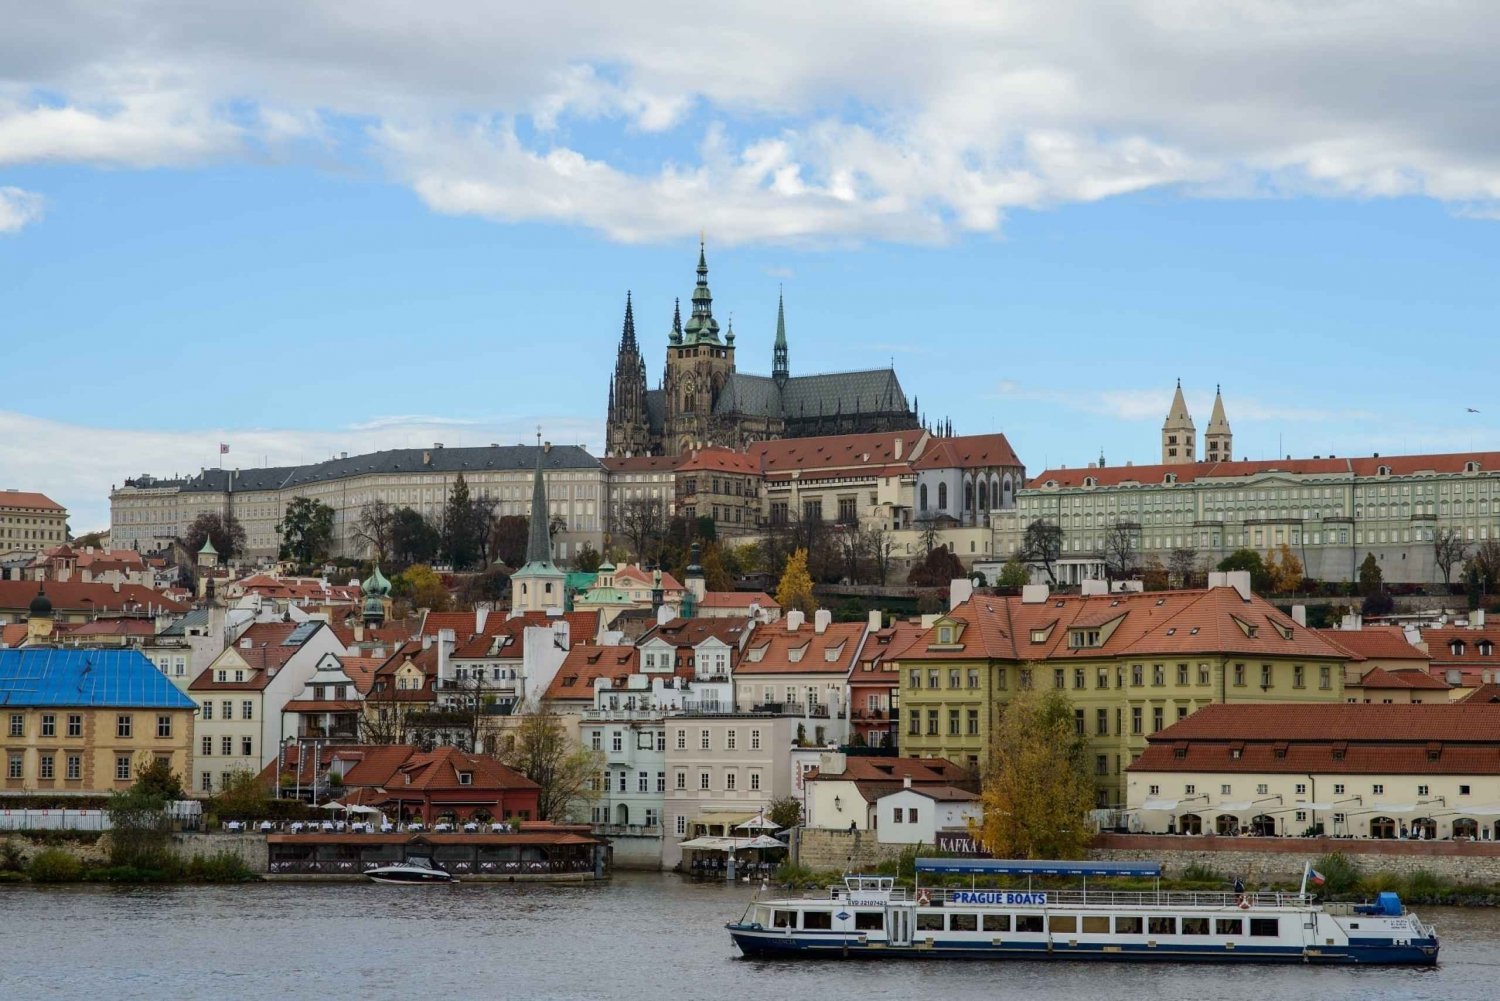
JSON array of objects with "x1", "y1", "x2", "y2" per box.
[
  {"x1": 1238, "y1": 895, "x2": 1251, "y2": 910},
  {"x1": 916, "y1": 889, "x2": 931, "y2": 906}
]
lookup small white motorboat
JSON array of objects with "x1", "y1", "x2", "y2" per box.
[{"x1": 367, "y1": 855, "x2": 457, "y2": 885}]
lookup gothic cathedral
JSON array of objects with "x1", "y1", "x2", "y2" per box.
[{"x1": 605, "y1": 242, "x2": 919, "y2": 457}]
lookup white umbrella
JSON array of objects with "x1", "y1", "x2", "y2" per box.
[
  {"x1": 737, "y1": 815, "x2": 781, "y2": 832},
  {"x1": 744, "y1": 834, "x2": 785, "y2": 850},
  {"x1": 344, "y1": 804, "x2": 383, "y2": 815},
  {"x1": 318, "y1": 801, "x2": 346, "y2": 811}
]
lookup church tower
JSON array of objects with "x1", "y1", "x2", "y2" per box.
[
  {"x1": 604, "y1": 292, "x2": 653, "y2": 457},
  {"x1": 772, "y1": 288, "x2": 789, "y2": 389},
  {"x1": 1204, "y1": 385, "x2": 1232, "y2": 463},
  {"x1": 512, "y1": 442, "x2": 567, "y2": 613},
  {"x1": 1161, "y1": 379, "x2": 1196, "y2": 465},
  {"x1": 663, "y1": 241, "x2": 736, "y2": 455}
]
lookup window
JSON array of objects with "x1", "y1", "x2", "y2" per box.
[
  {"x1": 241, "y1": 700, "x2": 254, "y2": 720},
  {"x1": 1295, "y1": 782, "x2": 1307, "y2": 795},
  {"x1": 909, "y1": 714, "x2": 921, "y2": 736},
  {"x1": 1074, "y1": 709, "x2": 1085, "y2": 736},
  {"x1": 115, "y1": 756, "x2": 132, "y2": 781},
  {"x1": 221, "y1": 700, "x2": 232, "y2": 719},
  {"x1": 1461, "y1": 784, "x2": 1472, "y2": 796},
  {"x1": 221, "y1": 736, "x2": 233, "y2": 756},
  {"x1": 1417, "y1": 784, "x2": 1429, "y2": 797},
  {"x1": 1249, "y1": 918, "x2": 1279, "y2": 937},
  {"x1": 1181, "y1": 918, "x2": 1209, "y2": 935},
  {"x1": 1115, "y1": 916, "x2": 1143, "y2": 934},
  {"x1": 676, "y1": 816, "x2": 687, "y2": 835},
  {"x1": 983, "y1": 914, "x2": 1011, "y2": 932},
  {"x1": 7, "y1": 753, "x2": 22, "y2": 779},
  {"x1": 1097, "y1": 668, "x2": 1109, "y2": 690},
  {"x1": 700, "y1": 729, "x2": 710, "y2": 750},
  {"x1": 727, "y1": 730, "x2": 737, "y2": 750},
  {"x1": 1131, "y1": 707, "x2": 1142, "y2": 735},
  {"x1": 618, "y1": 773, "x2": 627, "y2": 793},
  {"x1": 1373, "y1": 784, "x2": 1385, "y2": 795},
  {"x1": 1049, "y1": 915, "x2": 1077, "y2": 934},
  {"x1": 751, "y1": 730, "x2": 761, "y2": 750},
  {"x1": 1233, "y1": 664, "x2": 1245, "y2": 686},
  {"x1": 1053, "y1": 668, "x2": 1065, "y2": 689},
  {"x1": 590, "y1": 731, "x2": 601, "y2": 751},
  {"x1": 66, "y1": 755, "x2": 81, "y2": 780},
  {"x1": 968, "y1": 669, "x2": 980, "y2": 689},
  {"x1": 116, "y1": 715, "x2": 132, "y2": 738},
  {"x1": 242, "y1": 737, "x2": 253, "y2": 756},
  {"x1": 1152, "y1": 665, "x2": 1164, "y2": 687},
  {"x1": 67, "y1": 714, "x2": 82, "y2": 737},
  {"x1": 40, "y1": 714, "x2": 55, "y2": 737},
  {"x1": 1260, "y1": 665, "x2": 1273, "y2": 688},
  {"x1": 750, "y1": 772, "x2": 760, "y2": 791},
  {"x1": 1220, "y1": 784, "x2": 1232, "y2": 795},
  {"x1": 202, "y1": 703, "x2": 213, "y2": 721},
  {"x1": 1073, "y1": 668, "x2": 1085, "y2": 690},
  {"x1": 675, "y1": 771, "x2": 686, "y2": 790},
  {"x1": 202, "y1": 736, "x2": 213, "y2": 756},
  {"x1": 1176, "y1": 664, "x2": 1188, "y2": 686},
  {"x1": 1319, "y1": 666, "x2": 1331, "y2": 690},
  {"x1": 909, "y1": 670, "x2": 921, "y2": 689},
  {"x1": 699, "y1": 772, "x2": 710, "y2": 790},
  {"x1": 200, "y1": 771, "x2": 213, "y2": 792},
  {"x1": 1293, "y1": 665, "x2": 1305, "y2": 688},
  {"x1": 1148, "y1": 917, "x2": 1176, "y2": 936},
  {"x1": 967, "y1": 710, "x2": 979, "y2": 736},
  {"x1": 892, "y1": 807, "x2": 903, "y2": 824},
  {"x1": 926, "y1": 710, "x2": 938, "y2": 736},
  {"x1": 676, "y1": 729, "x2": 686, "y2": 750},
  {"x1": 157, "y1": 715, "x2": 173, "y2": 738},
  {"x1": 1215, "y1": 918, "x2": 1243, "y2": 935},
  {"x1": 1152, "y1": 707, "x2": 1163, "y2": 733},
  {"x1": 1096, "y1": 708, "x2": 1108, "y2": 735},
  {"x1": 948, "y1": 710, "x2": 960, "y2": 736},
  {"x1": 1015, "y1": 915, "x2": 1044, "y2": 933},
  {"x1": 612, "y1": 731, "x2": 623, "y2": 752},
  {"x1": 1019, "y1": 669, "x2": 1032, "y2": 690},
  {"x1": 856, "y1": 912, "x2": 885, "y2": 932},
  {"x1": 1131, "y1": 665, "x2": 1143, "y2": 686},
  {"x1": 725, "y1": 772, "x2": 736, "y2": 791}
]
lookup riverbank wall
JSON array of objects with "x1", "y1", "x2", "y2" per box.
[
  {"x1": 792, "y1": 829, "x2": 907, "y2": 871},
  {"x1": 1091, "y1": 834, "x2": 1500, "y2": 882},
  {"x1": 173, "y1": 833, "x2": 268, "y2": 872}
]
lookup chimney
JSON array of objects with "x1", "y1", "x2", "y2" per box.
[
  {"x1": 475, "y1": 607, "x2": 489, "y2": 633},
  {"x1": 438, "y1": 627, "x2": 455, "y2": 678},
  {"x1": 786, "y1": 609, "x2": 806, "y2": 632},
  {"x1": 1447, "y1": 669, "x2": 1463, "y2": 686},
  {"x1": 814, "y1": 609, "x2": 832, "y2": 634},
  {"x1": 868, "y1": 609, "x2": 884, "y2": 632},
  {"x1": 1020, "y1": 584, "x2": 1049, "y2": 604},
  {"x1": 1292, "y1": 605, "x2": 1307, "y2": 627},
  {"x1": 903, "y1": 775, "x2": 913, "y2": 789},
  {"x1": 1080, "y1": 580, "x2": 1107, "y2": 597},
  {"x1": 1224, "y1": 571, "x2": 1252, "y2": 601},
  {"x1": 1475, "y1": 609, "x2": 1486, "y2": 629},
  {"x1": 894, "y1": 436, "x2": 903, "y2": 460},
  {"x1": 949, "y1": 577, "x2": 975, "y2": 608}
]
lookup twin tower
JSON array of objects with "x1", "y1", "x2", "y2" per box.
[{"x1": 1161, "y1": 381, "x2": 1233, "y2": 465}]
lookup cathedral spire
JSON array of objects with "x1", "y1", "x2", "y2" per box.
[
  {"x1": 772, "y1": 286, "x2": 789, "y2": 389},
  {"x1": 669, "y1": 297, "x2": 682, "y2": 345},
  {"x1": 682, "y1": 238, "x2": 721, "y2": 344},
  {"x1": 621, "y1": 290, "x2": 636, "y2": 352}
]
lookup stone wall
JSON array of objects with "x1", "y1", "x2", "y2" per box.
[
  {"x1": 173, "y1": 833, "x2": 268, "y2": 873},
  {"x1": 794, "y1": 828, "x2": 909, "y2": 872},
  {"x1": 1093, "y1": 834, "x2": 1500, "y2": 883},
  {"x1": 606, "y1": 833, "x2": 664, "y2": 870}
]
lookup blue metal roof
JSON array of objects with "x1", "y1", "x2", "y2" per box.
[
  {"x1": 916, "y1": 858, "x2": 1162, "y2": 878},
  {"x1": 0, "y1": 650, "x2": 196, "y2": 709}
]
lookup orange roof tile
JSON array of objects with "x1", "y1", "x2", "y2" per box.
[
  {"x1": 0, "y1": 491, "x2": 63, "y2": 511},
  {"x1": 736, "y1": 620, "x2": 866, "y2": 675},
  {"x1": 698, "y1": 591, "x2": 778, "y2": 609},
  {"x1": 0, "y1": 580, "x2": 188, "y2": 615},
  {"x1": 675, "y1": 447, "x2": 761, "y2": 475},
  {"x1": 1317, "y1": 627, "x2": 1429, "y2": 663},
  {"x1": 544, "y1": 645, "x2": 639, "y2": 701},
  {"x1": 1031, "y1": 451, "x2": 1500, "y2": 490},
  {"x1": 751, "y1": 428, "x2": 927, "y2": 476},
  {"x1": 910, "y1": 433, "x2": 1023, "y2": 471}
]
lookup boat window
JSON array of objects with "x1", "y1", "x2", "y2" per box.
[
  {"x1": 1181, "y1": 918, "x2": 1210, "y2": 935},
  {"x1": 916, "y1": 913, "x2": 945, "y2": 931},
  {"x1": 982, "y1": 914, "x2": 1011, "y2": 933},
  {"x1": 1049, "y1": 915, "x2": 1077, "y2": 934},
  {"x1": 1249, "y1": 918, "x2": 1279, "y2": 937},
  {"x1": 948, "y1": 913, "x2": 978, "y2": 932},
  {"x1": 1081, "y1": 916, "x2": 1109, "y2": 934},
  {"x1": 854, "y1": 912, "x2": 883, "y2": 931},
  {"x1": 802, "y1": 911, "x2": 832, "y2": 930},
  {"x1": 1015, "y1": 915, "x2": 1044, "y2": 933},
  {"x1": 1114, "y1": 916, "x2": 1143, "y2": 934},
  {"x1": 1148, "y1": 916, "x2": 1177, "y2": 935},
  {"x1": 772, "y1": 910, "x2": 793, "y2": 928},
  {"x1": 1215, "y1": 918, "x2": 1244, "y2": 935}
]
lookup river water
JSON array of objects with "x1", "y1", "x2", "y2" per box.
[{"x1": 2, "y1": 873, "x2": 1495, "y2": 1000}]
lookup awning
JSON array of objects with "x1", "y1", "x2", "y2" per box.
[
  {"x1": 1370, "y1": 803, "x2": 1418, "y2": 813},
  {"x1": 1140, "y1": 798, "x2": 1180, "y2": 811},
  {"x1": 678, "y1": 836, "x2": 760, "y2": 852},
  {"x1": 917, "y1": 859, "x2": 1161, "y2": 878},
  {"x1": 1211, "y1": 801, "x2": 1254, "y2": 812},
  {"x1": 1454, "y1": 805, "x2": 1500, "y2": 817},
  {"x1": 691, "y1": 810, "x2": 758, "y2": 828}
]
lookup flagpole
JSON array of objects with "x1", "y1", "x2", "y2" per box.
[{"x1": 1298, "y1": 861, "x2": 1310, "y2": 898}]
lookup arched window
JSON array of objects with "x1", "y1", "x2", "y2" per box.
[
  {"x1": 977, "y1": 480, "x2": 989, "y2": 510},
  {"x1": 1250, "y1": 814, "x2": 1276, "y2": 836},
  {"x1": 1452, "y1": 818, "x2": 1479, "y2": 839},
  {"x1": 1369, "y1": 816, "x2": 1396, "y2": 838},
  {"x1": 919, "y1": 484, "x2": 929, "y2": 511},
  {"x1": 938, "y1": 482, "x2": 948, "y2": 510},
  {"x1": 682, "y1": 394, "x2": 694, "y2": 413},
  {"x1": 1177, "y1": 813, "x2": 1203, "y2": 835},
  {"x1": 1002, "y1": 476, "x2": 1014, "y2": 508},
  {"x1": 1215, "y1": 814, "x2": 1240, "y2": 835},
  {"x1": 1411, "y1": 817, "x2": 1437, "y2": 839},
  {"x1": 964, "y1": 478, "x2": 974, "y2": 511}
]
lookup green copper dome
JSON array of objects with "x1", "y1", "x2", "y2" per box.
[{"x1": 362, "y1": 563, "x2": 391, "y2": 597}]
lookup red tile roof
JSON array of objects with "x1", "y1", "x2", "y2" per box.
[
  {"x1": 736, "y1": 620, "x2": 866, "y2": 675},
  {"x1": 420, "y1": 610, "x2": 483, "y2": 638},
  {"x1": 190, "y1": 621, "x2": 323, "y2": 690},
  {"x1": 698, "y1": 591, "x2": 778, "y2": 610},
  {"x1": 1031, "y1": 451, "x2": 1500, "y2": 490},
  {"x1": 1317, "y1": 627, "x2": 1429, "y2": 663},
  {"x1": 0, "y1": 581, "x2": 188, "y2": 615},
  {"x1": 1420, "y1": 627, "x2": 1500, "y2": 668},
  {"x1": 601, "y1": 455, "x2": 678, "y2": 473},
  {"x1": 675, "y1": 447, "x2": 761, "y2": 475},
  {"x1": 1351, "y1": 667, "x2": 1450, "y2": 691},
  {"x1": 544, "y1": 645, "x2": 640, "y2": 701},
  {"x1": 0, "y1": 491, "x2": 63, "y2": 511},
  {"x1": 387, "y1": 747, "x2": 540, "y2": 793},
  {"x1": 752, "y1": 429, "x2": 927, "y2": 478},
  {"x1": 609, "y1": 565, "x2": 683, "y2": 592},
  {"x1": 910, "y1": 433, "x2": 1023, "y2": 471},
  {"x1": 812, "y1": 756, "x2": 970, "y2": 784}
]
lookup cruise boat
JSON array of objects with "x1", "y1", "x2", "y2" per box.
[
  {"x1": 727, "y1": 859, "x2": 1438, "y2": 965},
  {"x1": 366, "y1": 855, "x2": 457, "y2": 885}
]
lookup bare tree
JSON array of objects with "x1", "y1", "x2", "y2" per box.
[
  {"x1": 1167, "y1": 547, "x2": 1200, "y2": 589},
  {"x1": 610, "y1": 496, "x2": 667, "y2": 564},
  {"x1": 354, "y1": 500, "x2": 395, "y2": 562},
  {"x1": 1434, "y1": 527, "x2": 1469, "y2": 588},
  {"x1": 836, "y1": 525, "x2": 872, "y2": 584},
  {"x1": 500, "y1": 705, "x2": 603, "y2": 822},
  {"x1": 915, "y1": 515, "x2": 941, "y2": 558},
  {"x1": 1102, "y1": 521, "x2": 1140, "y2": 581},
  {"x1": 867, "y1": 526, "x2": 896, "y2": 586},
  {"x1": 1020, "y1": 519, "x2": 1064, "y2": 585}
]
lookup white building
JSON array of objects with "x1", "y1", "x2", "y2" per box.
[{"x1": 874, "y1": 784, "x2": 981, "y2": 845}]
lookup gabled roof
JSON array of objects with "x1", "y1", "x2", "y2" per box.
[
  {"x1": 1421, "y1": 627, "x2": 1500, "y2": 667},
  {"x1": 544, "y1": 645, "x2": 640, "y2": 701},
  {"x1": 910, "y1": 433, "x2": 1023, "y2": 471},
  {"x1": 637, "y1": 617, "x2": 751, "y2": 651},
  {"x1": 1317, "y1": 626, "x2": 1429, "y2": 663},
  {"x1": 0, "y1": 581, "x2": 188, "y2": 615},
  {"x1": 380, "y1": 746, "x2": 540, "y2": 793},
  {"x1": 811, "y1": 756, "x2": 970, "y2": 784},
  {"x1": 675, "y1": 447, "x2": 761, "y2": 475},
  {"x1": 0, "y1": 649, "x2": 195, "y2": 708},
  {"x1": 698, "y1": 591, "x2": 778, "y2": 610},
  {"x1": 736, "y1": 620, "x2": 866, "y2": 675},
  {"x1": 0, "y1": 491, "x2": 64, "y2": 511},
  {"x1": 751, "y1": 428, "x2": 927, "y2": 477},
  {"x1": 1351, "y1": 667, "x2": 1450, "y2": 691}
]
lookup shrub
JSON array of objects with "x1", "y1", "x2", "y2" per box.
[
  {"x1": 0, "y1": 839, "x2": 24, "y2": 872},
  {"x1": 1403, "y1": 870, "x2": 1445, "y2": 901},
  {"x1": 26, "y1": 848, "x2": 82, "y2": 883},
  {"x1": 1180, "y1": 862, "x2": 1222, "y2": 885},
  {"x1": 185, "y1": 851, "x2": 255, "y2": 883},
  {"x1": 1314, "y1": 852, "x2": 1362, "y2": 895},
  {"x1": 1360, "y1": 870, "x2": 1404, "y2": 896}
]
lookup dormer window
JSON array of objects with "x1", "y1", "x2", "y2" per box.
[
  {"x1": 1377, "y1": 465, "x2": 1391, "y2": 476},
  {"x1": 1481, "y1": 641, "x2": 1494, "y2": 657},
  {"x1": 1029, "y1": 629, "x2": 1048, "y2": 643},
  {"x1": 1451, "y1": 639, "x2": 1467, "y2": 656},
  {"x1": 938, "y1": 626, "x2": 953, "y2": 644},
  {"x1": 1466, "y1": 461, "x2": 1481, "y2": 473},
  {"x1": 458, "y1": 771, "x2": 473, "y2": 786},
  {"x1": 1069, "y1": 629, "x2": 1103, "y2": 649}
]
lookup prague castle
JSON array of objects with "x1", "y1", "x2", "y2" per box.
[{"x1": 604, "y1": 243, "x2": 919, "y2": 457}]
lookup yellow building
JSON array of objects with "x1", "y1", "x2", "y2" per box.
[
  {"x1": 897, "y1": 575, "x2": 1350, "y2": 806},
  {"x1": 0, "y1": 490, "x2": 68, "y2": 557},
  {"x1": 0, "y1": 648, "x2": 195, "y2": 796}
]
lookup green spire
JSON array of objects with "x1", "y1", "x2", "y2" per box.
[
  {"x1": 681, "y1": 238, "x2": 720, "y2": 344},
  {"x1": 525, "y1": 443, "x2": 554, "y2": 567},
  {"x1": 772, "y1": 286, "x2": 789, "y2": 387}
]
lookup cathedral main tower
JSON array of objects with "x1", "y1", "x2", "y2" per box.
[{"x1": 661, "y1": 241, "x2": 735, "y2": 455}]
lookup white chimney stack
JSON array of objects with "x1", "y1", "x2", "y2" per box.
[
  {"x1": 949, "y1": 577, "x2": 975, "y2": 608},
  {"x1": 1021, "y1": 584, "x2": 1049, "y2": 604},
  {"x1": 787, "y1": 609, "x2": 806, "y2": 632},
  {"x1": 438, "y1": 627, "x2": 455, "y2": 679},
  {"x1": 1292, "y1": 605, "x2": 1307, "y2": 627},
  {"x1": 814, "y1": 609, "x2": 832, "y2": 634}
]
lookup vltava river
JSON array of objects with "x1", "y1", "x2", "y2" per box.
[{"x1": 1, "y1": 873, "x2": 1493, "y2": 1000}]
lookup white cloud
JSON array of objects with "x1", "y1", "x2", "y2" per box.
[
  {"x1": 0, "y1": 186, "x2": 43, "y2": 232},
  {"x1": 0, "y1": 409, "x2": 602, "y2": 533},
  {"x1": 2, "y1": 2, "x2": 1499, "y2": 239}
]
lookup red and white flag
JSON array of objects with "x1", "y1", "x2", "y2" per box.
[{"x1": 219, "y1": 443, "x2": 230, "y2": 455}]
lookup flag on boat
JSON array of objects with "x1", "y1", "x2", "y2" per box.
[{"x1": 1309, "y1": 868, "x2": 1326, "y2": 886}]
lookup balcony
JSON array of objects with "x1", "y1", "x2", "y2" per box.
[
  {"x1": 583, "y1": 709, "x2": 666, "y2": 722},
  {"x1": 592, "y1": 824, "x2": 662, "y2": 837},
  {"x1": 749, "y1": 702, "x2": 831, "y2": 718},
  {"x1": 682, "y1": 700, "x2": 728, "y2": 714}
]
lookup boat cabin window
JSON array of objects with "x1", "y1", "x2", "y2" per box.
[
  {"x1": 1081, "y1": 916, "x2": 1109, "y2": 934},
  {"x1": 802, "y1": 911, "x2": 832, "y2": 930},
  {"x1": 982, "y1": 914, "x2": 1011, "y2": 932},
  {"x1": 1148, "y1": 916, "x2": 1177, "y2": 936},
  {"x1": 1249, "y1": 918, "x2": 1279, "y2": 937},
  {"x1": 1049, "y1": 915, "x2": 1077, "y2": 934},
  {"x1": 854, "y1": 912, "x2": 883, "y2": 931},
  {"x1": 1215, "y1": 918, "x2": 1244, "y2": 935},
  {"x1": 1015, "y1": 915, "x2": 1044, "y2": 933},
  {"x1": 1181, "y1": 918, "x2": 1210, "y2": 935},
  {"x1": 916, "y1": 913, "x2": 945, "y2": 932},
  {"x1": 1115, "y1": 916, "x2": 1143, "y2": 934},
  {"x1": 772, "y1": 910, "x2": 793, "y2": 928},
  {"x1": 948, "y1": 913, "x2": 978, "y2": 932}
]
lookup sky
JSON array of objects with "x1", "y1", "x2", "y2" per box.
[{"x1": 1, "y1": 1, "x2": 1498, "y2": 532}]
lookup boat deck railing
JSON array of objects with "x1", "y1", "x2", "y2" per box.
[{"x1": 818, "y1": 886, "x2": 1314, "y2": 909}]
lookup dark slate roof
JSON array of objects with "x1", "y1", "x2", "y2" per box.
[
  {"x1": 157, "y1": 608, "x2": 209, "y2": 637},
  {"x1": 176, "y1": 445, "x2": 602, "y2": 494},
  {"x1": 0, "y1": 649, "x2": 197, "y2": 709},
  {"x1": 715, "y1": 368, "x2": 911, "y2": 420}
]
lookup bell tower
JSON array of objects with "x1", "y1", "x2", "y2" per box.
[
  {"x1": 663, "y1": 239, "x2": 735, "y2": 455},
  {"x1": 1161, "y1": 379, "x2": 1196, "y2": 465},
  {"x1": 1205, "y1": 385, "x2": 1232, "y2": 463}
]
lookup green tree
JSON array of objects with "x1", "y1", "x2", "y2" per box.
[
  {"x1": 701, "y1": 542, "x2": 733, "y2": 592},
  {"x1": 133, "y1": 756, "x2": 185, "y2": 801},
  {"x1": 106, "y1": 762, "x2": 185, "y2": 869},
  {"x1": 502, "y1": 707, "x2": 603, "y2": 821},
  {"x1": 767, "y1": 795, "x2": 803, "y2": 830},
  {"x1": 391, "y1": 506, "x2": 441, "y2": 568},
  {"x1": 573, "y1": 542, "x2": 604, "y2": 573},
  {"x1": 1020, "y1": 519, "x2": 1064, "y2": 585},
  {"x1": 441, "y1": 473, "x2": 491, "y2": 570},
  {"x1": 182, "y1": 511, "x2": 247, "y2": 562},
  {"x1": 970, "y1": 688, "x2": 1093, "y2": 860},
  {"x1": 277, "y1": 496, "x2": 335, "y2": 563},
  {"x1": 776, "y1": 548, "x2": 817, "y2": 617},
  {"x1": 396, "y1": 564, "x2": 451, "y2": 612},
  {"x1": 1358, "y1": 552, "x2": 1383, "y2": 597},
  {"x1": 489, "y1": 515, "x2": 529, "y2": 568},
  {"x1": 1216, "y1": 548, "x2": 1271, "y2": 593},
  {"x1": 998, "y1": 553, "x2": 1029, "y2": 588},
  {"x1": 211, "y1": 768, "x2": 269, "y2": 819},
  {"x1": 1266, "y1": 544, "x2": 1304, "y2": 594}
]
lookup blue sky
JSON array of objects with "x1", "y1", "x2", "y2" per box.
[{"x1": 1, "y1": 2, "x2": 1497, "y2": 530}]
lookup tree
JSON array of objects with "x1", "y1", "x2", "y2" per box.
[
  {"x1": 1434, "y1": 528, "x2": 1469, "y2": 589},
  {"x1": 1361, "y1": 591, "x2": 1395, "y2": 617},
  {"x1": 767, "y1": 795, "x2": 803, "y2": 830},
  {"x1": 1141, "y1": 555, "x2": 1169, "y2": 591},
  {"x1": 106, "y1": 761, "x2": 183, "y2": 869},
  {"x1": 970, "y1": 688, "x2": 1093, "y2": 860},
  {"x1": 389, "y1": 506, "x2": 441, "y2": 568},
  {"x1": 834, "y1": 525, "x2": 872, "y2": 584},
  {"x1": 610, "y1": 497, "x2": 667, "y2": 565},
  {"x1": 866, "y1": 527, "x2": 895, "y2": 586},
  {"x1": 502, "y1": 708, "x2": 602, "y2": 822},
  {"x1": 908, "y1": 545, "x2": 965, "y2": 587},
  {"x1": 212, "y1": 768, "x2": 269, "y2": 818},
  {"x1": 1102, "y1": 521, "x2": 1140, "y2": 581},
  {"x1": 1468, "y1": 538, "x2": 1500, "y2": 597},
  {"x1": 278, "y1": 496, "x2": 335, "y2": 563},
  {"x1": 701, "y1": 542, "x2": 733, "y2": 592},
  {"x1": 776, "y1": 548, "x2": 817, "y2": 617},
  {"x1": 574, "y1": 542, "x2": 604, "y2": 574},
  {"x1": 441, "y1": 474, "x2": 493, "y2": 570},
  {"x1": 489, "y1": 515, "x2": 529, "y2": 568},
  {"x1": 1266, "y1": 544, "x2": 1304, "y2": 594},
  {"x1": 998, "y1": 553, "x2": 1029, "y2": 588},
  {"x1": 354, "y1": 499, "x2": 395, "y2": 562},
  {"x1": 182, "y1": 511, "x2": 246, "y2": 563},
  {"x1": 1358, "y1": 552, "x2": 1383, "y2": 597},
  {"x1": 397, "y1": 564, "x2": 451, "y2": 611},
  {"x1": 133, "y1": 756, "x2": 185, "y2": 801},
  {"x1": 1020, "y1": 520, "x2": 1064, "y2": 585},
  {"x1": 915, "y1": 515, "x2": 942, "y2": 559},
  {"x1": 1166, "y1": 548, "x2": 1199, "y2": 589},
  {"x1": 1216, "y1": 548, "x2": 1270, "y2": 593},
  {"x1": 73, "y1": 530, "x2": 106, "y2": 549}
]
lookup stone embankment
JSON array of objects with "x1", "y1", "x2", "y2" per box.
[
  {"x1": 793, "y1": 829, "x2": 907, "y2": 871},
  {"x1": 1092, "y1": 834, "x2": 1500, "y2": 882}
]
